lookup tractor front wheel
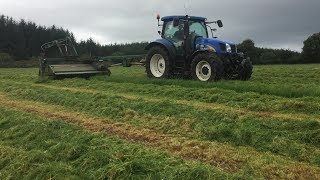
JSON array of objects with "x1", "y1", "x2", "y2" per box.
[
  {"x1": 146, "y1": 46, "x2": 172, "y2": 78},
  {"x1": 191, "y1": 52, "x2": 224, "y2": 81},
  {"x1": 238, "y1": 59, "x2": 253, "y2": 80}
]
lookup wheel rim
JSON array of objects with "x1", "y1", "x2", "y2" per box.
[
  {"x1": 150, "y1": 54, "x2": 166, "y2": 77},
  {"x1": 196, "y1": 60, "x2": 212, "y2": 81}
]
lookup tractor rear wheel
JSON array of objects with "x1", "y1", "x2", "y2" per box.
[
  {"x1": 146, "y1": 46, "x2": 172, "y2": 78},
  {"x1": 191, "y1": 52, "x2": 224, "y2": 81}
]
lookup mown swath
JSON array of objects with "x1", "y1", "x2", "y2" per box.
[
  {"x1": 2, "y1": 80, "x2": 319, "y2": 122},
  {"x1": 0, "y1": 92, "x2": 319, "y2": 179},
  {"x1": 1, "y1": 79, "x2": 320, "y2": 166}
]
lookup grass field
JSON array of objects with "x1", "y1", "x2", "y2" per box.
[{"x1": 0, "y1": 64, "x2": 320, "y2": 179}]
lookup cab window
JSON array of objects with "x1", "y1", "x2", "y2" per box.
[
  {"x1": 189, "y1": 21, "x2": 208, "y2": 38},
  {"x1": 163, "y1": 21, "x2": 184, "y2": 40}
]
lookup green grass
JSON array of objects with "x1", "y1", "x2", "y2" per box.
[
  {"x1": 0, "y1": 107, "x2": 233, "y2": 179},
  {"x1": 0, "y1": 64, "x2": 319, "y2": 178},
  {"x1": 1, "y1": 80, "x2": 319, "y2": 166}
]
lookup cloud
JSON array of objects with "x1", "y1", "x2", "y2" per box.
[{"x1": 0, "y1": 0, "x2": 319, "y2": 51}]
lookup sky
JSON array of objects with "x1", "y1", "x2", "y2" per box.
[{"x1": 0, "y1": 0, "x2": 319, "y2": 52}]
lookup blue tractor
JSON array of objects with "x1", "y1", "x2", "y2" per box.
[{"x1": 145, "y1": 15, "x2": 253, "y2": 81}]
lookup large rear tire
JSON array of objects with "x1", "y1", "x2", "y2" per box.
[
  {"x1": 191, "y1": 52, "x2": 224, "y2": 81},
  {"x1": 146, "y1": 46, "x2": 172, "y2": 78}
]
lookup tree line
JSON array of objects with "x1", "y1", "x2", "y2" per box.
[
  {"x1": 0, "y1": 15, "x2": 76, "y2": 59},
  {"x1": 76, "y1": 38, "x2": 148, "y2": 58},
  {"x1": 0, "y1": 14, "x2": 319, "y2": 66},
  {"x1": 237, "y1": 37, "x2": 320, "y2": 64},
  {"x1": 0, "y1": 14, "x2": 147, "y2": 64},
  {"x1": 237, "y1": 39, "x2": 301, "y2": 64}
]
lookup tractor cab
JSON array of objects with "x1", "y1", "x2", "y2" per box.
[{"x1": 161, "y1": 16, "x2": 209, "y2": 55}]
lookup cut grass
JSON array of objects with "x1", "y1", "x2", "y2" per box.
[
  {"x1": 90, "y1": 65, "x2": 320, "y2": 98},
  {"x1": 23, "y1": 81, "x2": 320, "y2": 122},
  {"x1": 1, "y1": 67, "x2": 320, "y2": 115},
  {"x1": 34, "y1": 79, "x2": 320, "y2": 115},
  {"x1": 1, "y1": 81, "x2": 319, "y2": 166},
  {"x1": 0, "y1": 92, "x2": 320, "y2": 179},
  {"x1": 0, "y1": 64, "x2": 319, "y2": 178},
  {"x1": 0, "y1": 107, "x2": 233, "y2": 179}
]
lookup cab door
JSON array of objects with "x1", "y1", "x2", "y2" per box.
[{"x1": 162, "y1": 20, "x2": 185, "y2": 56}]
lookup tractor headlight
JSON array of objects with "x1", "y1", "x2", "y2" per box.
[{"x1": 226, "y1": 43, "x2": 232, "y2": 53}]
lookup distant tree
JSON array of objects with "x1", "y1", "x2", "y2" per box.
[
  {"x1": 111, "y1": 51, "x2": 125, "y2": 56},
  {"x1": 260, "y1": 51, "x2": 278, "y2": 64},
  {"x1": 0, "y1": 14, "x2": 72, "y2": 60},
  {"x1": 302, "y1": 32, "x2": 320, "y2": 63},
  {"x1": 0, "y1": 52, "x2": 13, "y2": 63},
  {"x1": 274, "y1": 49, "x2": 300, "y2": 64},
  {"x1": 237, "y1": 39, "x2": 259, "y2": 64},
  {"x1": 237, "y1": 39, "x2": 301, "y2": 64},
  {"x1": 238, "y1": 39, "x2": 255, "y2": 52}
]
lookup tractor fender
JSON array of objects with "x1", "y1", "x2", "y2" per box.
[
  {"x1": 191, "y1": 49, "x2": 212, "y2": 60},
  {"x1": 145, "y1": 39, "x2": 176, "y2": 59}
]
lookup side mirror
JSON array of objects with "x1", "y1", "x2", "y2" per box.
[
  {"x1": 217, "y1": 20, "x2": 223, "y2": 28},
  {"x1": 173, "y1": 18, "x2": 180, "y2": 27}
]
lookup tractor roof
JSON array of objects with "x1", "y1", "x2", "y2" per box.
[{"x1": 161, "y1": 16, "x2": 206, "y2": 21}]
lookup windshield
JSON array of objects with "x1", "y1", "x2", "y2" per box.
[
  {"x1": 189, "y1": 21, "x2": 208, "y2": 38},
  {"x1": 163, "y1": 20, "x2": 208, "y2": 40},
  {"x1": 163, "y1": 21, "x2": 182, "y2": 40}
]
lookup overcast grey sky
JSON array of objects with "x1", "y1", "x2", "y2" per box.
[{"x1": 0, "y1": 0, "x2": 319, "y2": 51}]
